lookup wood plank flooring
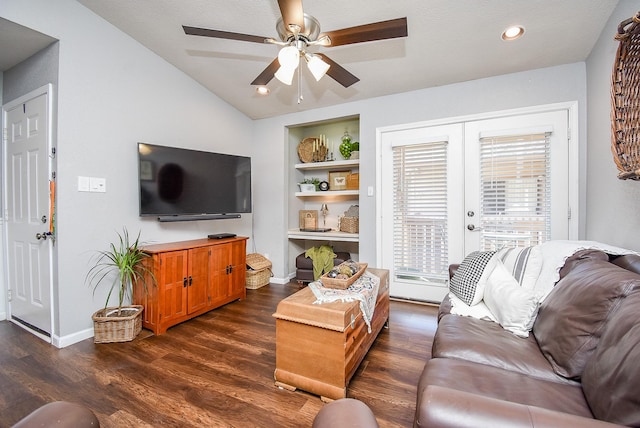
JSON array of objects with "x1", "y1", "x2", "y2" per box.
[{"x1": 0, "y1": 282, "x2": 438, "y2": 428}]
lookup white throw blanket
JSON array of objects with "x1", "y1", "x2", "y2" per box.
[
  {"x1": 450, "y1": 240, "x2": 638, "y2": 320},
  {"x1": 309, "y1": 270, "x2": 380, "y2": 333}
]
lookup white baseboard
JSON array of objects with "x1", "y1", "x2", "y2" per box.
[
  {"x1": 52, "y1": 327, "x2": 93, "y2": 348},
  {"x1": 0, "y1": 311, "x2": 6, "y2": 321},
  {"x1": 270, "y1": 276, "x2": 290, "y2": 284}
]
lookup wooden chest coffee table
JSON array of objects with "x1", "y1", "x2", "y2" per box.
[{"x1": 273, "y1": 268, "x2": 389, "y2": 401}]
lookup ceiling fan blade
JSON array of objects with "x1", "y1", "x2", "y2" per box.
[
  {"x1": 315, "y1": 54, "x2": 359, "y2": 88},
  {"x1": 277, "y1": 0, "x2": 305, "y2": 33},
  {"x1": 321, "y1": 17, "x2": 408, "y2": 47},
  {"x1": 183, "y1": 25, "x2": 267, "y2": 44},
  {"x1": 251, "y1": 58, "x2": 281, "y2": 86}
]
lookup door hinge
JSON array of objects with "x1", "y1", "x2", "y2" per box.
[
  {"x1": 568, "y1": 206, "x2": 572, "y2": 220},
  {"x1": 7, "y1": 289, "x2": 12, "y2": 302},
  {"x1": 567, "y1": 127, "x2": 571, "y2": 141}
]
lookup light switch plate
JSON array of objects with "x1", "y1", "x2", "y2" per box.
[
  {"x1": 78, "y1": 176, "x2": 90, "y2": 192},
  {"x1": 89, "y1": 177, "x2": 106, "y2": 193}
]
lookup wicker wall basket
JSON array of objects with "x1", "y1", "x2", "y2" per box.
[
  {"x1": 92, "y1": 305, "x2": 143, "y2": 343},
  {"x1": 246, "y1": 253, "x2": 273, "y2": 289},
  {"x1": 611, "y1": 11, "x2": 640, "y2": 180}
]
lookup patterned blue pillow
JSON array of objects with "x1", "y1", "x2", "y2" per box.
[{"x1": 450, "y1": 251, "x2": 497, "y2": 305}]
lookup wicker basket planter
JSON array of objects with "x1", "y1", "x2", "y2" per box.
[
  {"x1": 340, "y1": 217, "x2": 359, "y2": 233},
  {"x1": 92, "y1": 305, "x2": 143, "y2": 343},
  {"x1": 246, "y1": 253, "x2": 272, "y2": 289}
]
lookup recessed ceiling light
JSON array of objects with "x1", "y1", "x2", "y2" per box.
[
  {"x1": 256, "y1": 86, "x2": 270, "y2": 95},
  {"x1": 502, "y1": 25, "x2": 525, "y2": 41}
]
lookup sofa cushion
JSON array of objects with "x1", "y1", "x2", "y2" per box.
[
  {"x1": 483, "y1": 260, "x2": 540, "y2": 337},
  {"x1": 449, "y1": 251, "x2": 496, "y2": 305},
  {"x1": 418, "y1": 358, "x2": 593, "y2": 418},
  {"x1": 432, "y1": 314, "x2": 577, "y2": 385},
  {"x1": 533, "y1": 259, "x2": 640, "y2": 380},
  {"x1": 582, "y1": 290, "x2": 640, "y2": 426}
]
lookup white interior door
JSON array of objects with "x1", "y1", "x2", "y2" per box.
[
  {"x1": 379, "y1": 106, "x2": 573, "y2": 303},
  {"x1": 3, "y1": 85, "x2": 54, "y2": 341}
]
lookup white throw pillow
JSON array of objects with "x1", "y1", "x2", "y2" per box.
[
  {"x1": 484, "y1": 259, "x2": 540, "y2": 338},
  {"x1": 495, "y1": 246, "x2": 543, "y2": 290}
]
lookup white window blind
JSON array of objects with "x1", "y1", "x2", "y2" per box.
[
  {"x1": 479, "y1": 132, "x2": 551, "y2": 250},
  {"x1": 393, "y1": 141, "x2": 448, "y2": 283}
]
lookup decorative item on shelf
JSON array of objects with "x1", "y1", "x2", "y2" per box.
[
  {"x1": 350, "y1": 141, "x2": 360, "y2": 160},
  {"x1": 346, "y1": 172, "x2": 360, "y2": 190},
  {"x1": 339, "y1": 131, "x2": 353, "y2": 160},
  {"x1": 245, "y1": 253, "x2": 273, "y2": 289},
  {"x1": 339, "y1": 205, "x2": 359, "y2": 233},
  {"x1": 299, "y1": 210, "x2": 318, "y2": 230},
  {"x1": 299, "y1": 177, "x2": 320, "y2": 192},
  {"x1": 328, "y1": 170, "x2": 351, "y2": 191},
  {"x1": 320, "y1": 203, "x2": 329, "y2": 228},
  {"x1": 86, "y1": 228, "x2": 155, "y2": 343},
  {"x1": 611, "y1": 11, "x2": 640, "y2": 180},
  {"x1": 319, "y1": 180, "x2": 330, "y2": 191}
]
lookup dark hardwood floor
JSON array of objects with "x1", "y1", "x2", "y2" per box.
[{"x1": 0, "y1": 281, "x2": 438, "y2": 428}]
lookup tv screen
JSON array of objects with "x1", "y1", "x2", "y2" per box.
[{"x1": 138, "y1": 143, "x2": 252, "y2": 220}]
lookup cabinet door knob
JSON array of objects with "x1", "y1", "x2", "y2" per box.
[
  {"x1": 188, "y1": 276, "x2": 193, "y2": 286},
  {"x1": 183, "y1": 277, "x2": 187, "y2": 287}
]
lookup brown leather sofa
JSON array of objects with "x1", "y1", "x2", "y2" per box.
[
  {"x1": 12, "y1": 401, "x2": 100, "y2": 427},
  {"x1": 415, "y1": 250, "x2": 640, "y2": 427}
]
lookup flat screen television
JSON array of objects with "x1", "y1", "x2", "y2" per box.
[{"x1": 138, "y1": 143, "x2": 252, "y2": 221}]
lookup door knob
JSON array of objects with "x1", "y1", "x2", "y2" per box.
[
  {"x1": 467, "y1": 224, "x2": 476, "y2": 231},
  {"x1": 36, "y1": 232, "x2": 51, "y2": 240}
]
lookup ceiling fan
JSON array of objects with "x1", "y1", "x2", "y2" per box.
[{"x1": 183, "y1": 0, "x2": 408, "y2": 88}]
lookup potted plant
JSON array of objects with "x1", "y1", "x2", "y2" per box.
[
  {"x1": 86, "y1": 228, "x2": 155, "y2": 343},
  {"x1": 350, "y1": 141, "x2": 360, "y2": 160},
  {"x1": 299, "y1": 177, "x2": 320, "y2": 192}
]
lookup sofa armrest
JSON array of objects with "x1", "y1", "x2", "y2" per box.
[
  {"x1": 313, "y1": 398, "x2": 378, "y2": 428},
  {"x1": 415, "y1": 385, "x2": 622, "y2": 428}
]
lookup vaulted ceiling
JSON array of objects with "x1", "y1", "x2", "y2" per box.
[{"x1": 4, "y1": 1, "x2": 620, "y2": 119}]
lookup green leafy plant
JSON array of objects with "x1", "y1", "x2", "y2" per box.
[
  {"x1": 300, "y1": 177, "x2": 321, "y2": 190},
  {"x1": 351, "y1": 141, "x2": 360, "y2": 151},
  {"x1": 86, "y1": 228, "x2": 155, "y2": 316}
]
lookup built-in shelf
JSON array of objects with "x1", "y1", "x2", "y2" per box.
[
  {"x1": 288, "y1": 229, "x2": 359, "y2": 242},
  {"x1": 295, "y1": 190, "x2": 359, "y2": 197},
  {"x1": 295, "y1": 159, "x2": 359, "y2": 171}
]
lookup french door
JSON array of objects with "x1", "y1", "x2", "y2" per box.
[{"x1": 379, "y1": 107, "x2": 573, "y2": 303}]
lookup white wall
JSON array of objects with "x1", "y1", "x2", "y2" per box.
[
  {"x1": 585, "y1": 0, "x2": 640, "y2": 250},
  {"x1": 0, "y1": 0, "x2": 254, "y2": 345},
  {"x1": 254, "y1": 62, "x2": 589, "y2": 279}
]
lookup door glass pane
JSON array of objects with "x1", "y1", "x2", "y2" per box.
[
  {"x1": 479, "y1": 133, "x2": 551, "y2": 250},
  {"x1": 392, "y1": 141, "x2": 449, "y2": 283}
]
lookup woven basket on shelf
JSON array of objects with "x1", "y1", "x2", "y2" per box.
[
  {"x1": 340, "y1": 216, "x2": 359, "y2": 233},
  {"x1": 611, "y1": 11, "x2": 640, "y2": 180},
  {"x1": 246, "y1": 253, "x2": 272, "y2": 289},
  {"x1": 92, "y1": 305, "x2": 143, "y2": 343}
]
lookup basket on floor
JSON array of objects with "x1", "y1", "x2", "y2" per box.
[
  {"x1": 611, "y1": 11, "x2": 640, "y2": 180},
  {"x1": 246, "y1": 253, "x2": 273, "y2": 289},
  {"x1": 92, "y1": 305, "x2": 143, "y2": 343}
]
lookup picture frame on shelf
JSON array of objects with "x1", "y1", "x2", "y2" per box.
[
  {"x1": 328, "y1": 170, "x2": 351, "y2": 191},
  {"x1": 299, "y1": 210, "x2": 318, "y2": 230}
]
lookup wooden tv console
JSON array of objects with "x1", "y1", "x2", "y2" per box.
[{"x1": 134, "y1": 237, "x2": 247, "y2": 335}]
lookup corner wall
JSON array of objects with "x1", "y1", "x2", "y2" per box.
[
  {"x1": 0, "y1": 0, "x2": 254, "y2": 344},
  {"x1": 585, "y1": 0, "x2": 640, "y2": 250}
]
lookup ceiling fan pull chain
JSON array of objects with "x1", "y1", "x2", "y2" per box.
[{"x1": 297, "y1": 63, "x2": 303, "y2": 104}]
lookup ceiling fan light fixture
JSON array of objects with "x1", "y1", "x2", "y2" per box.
[
  {"x1": 275, "y1": 65, "x2": 296, "y2": 85},
  {"x1": 305, "y1": 53, "x2": 330, "y2": 81},
  {"x1": 501, "y1": 25, "x2": 525, "y2": 41},
  {"x1": 277, "y1": 45, "x2": 300, "y2": 69}
]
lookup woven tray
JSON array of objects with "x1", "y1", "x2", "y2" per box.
[
  {"x1": 611, "y1": 12, "x2": 640, "y2": 180},
  {"x1": 320, "y1": 263, "x2": 368, "y2": 290},
  {"x1": 297, "y1": 137, "x2": 327, "y2": 163}
]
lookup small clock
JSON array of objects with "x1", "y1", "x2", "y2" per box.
[{"x1": 319, "y1": 180, "x2": 330, "y2": 191}]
